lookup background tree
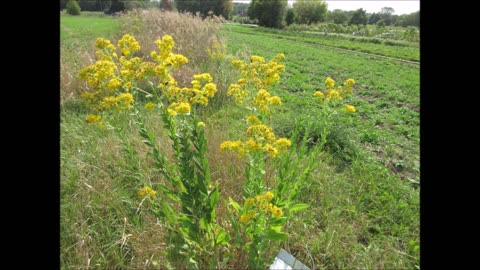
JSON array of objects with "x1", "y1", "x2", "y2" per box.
[
  {"x1": 109, "y1": 0, "x2": 125, "y2": 13},
  {"x1": 160, "y1": 0, "x2": 173, "y2": 11},
  {"x1": 327, "y1": 9, "x2": 350, "y2": 25},
  {"x1": 379, "y1": 7, "x2": 395, "y2": 25},
  {"x1": 66, "y1": 0, "x2": 81, "y2": 15},
  {"x1": 77, "y1": 0, "x2": 98, "y2": 11},
  {"x1": 368, "y1": 12, "x2": 381, "y2": 25},
  {"x1": 97, "y1": 0, "x2": 112, "y2": 11},
  {"x1": 233, "y1": 2, "x2": 249, "y2": 16},
  {"x1": 175, "y1": 0, "x2": 233, "y2": 18},
  {"x1": 248, "y1": 0, "x2": 287, "y2": 29},
  {"x1": 285, "y1": 8, "x2": 295, "y2": 26},
  {"x1": 396, "y1": 11, "x2": 419, "y2": 27},
  {"x1": 293, "y1": 0, "x2": 327, "y2": 25},
  {"x1": 349, "y1": 8, "x2": 367, "y2": 25}
]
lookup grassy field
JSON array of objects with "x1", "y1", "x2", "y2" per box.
[
  {"x1": 61, "y1": 13, "x2": 419, "y2": 269},
  {"x1": 224, "y1": 24, "x2": 420, "y2": 62}
]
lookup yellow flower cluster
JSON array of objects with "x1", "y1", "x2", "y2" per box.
[
  {"x1": 220, "y1": 115, "x2": 291, "y2": 158},
  {"x1": 345, "y1": 104, "x2": 356, "y2": 113},
  {"x1": 137, "y1": 186, "x2": 156, "y2": 197},
  {"x1": 314, "y1": 77, "x2": 356, "y2": 107},
  {"x1": 95, "y1": 93, "x2": 134, "y2": 112},
  {"x1": 79, "y1": 34, "x2": 218, "y2": 122},
  {"x1": 118, "y1": 34, "x2": 141, "y2": 57},
  {"x1": 227, "y1": 54, "x2": 285, "y2": 113},
  {"x1": 95, "y1": 37, "x2": 117, "y2": 61},
  {"x1": 239, "y1": 191, "x2": 283, "y2": 224},
  {"x1": 85, "y1": 114, "x2": 101, "y2": 123},
  {"x1": 144, "y1": 102, "x2": 156, "y2": 110},
  {"x1": 79, "y1": 35, "x2": 143, "y2": 118},
  {"x1": 163, "y1": 73, "x2": 217, "y2": 116}
]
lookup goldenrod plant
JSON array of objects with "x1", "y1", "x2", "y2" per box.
[
  {"x1": 221, "y1": 54, "x2": 314, "y2": 268},
  {"x1": 312, "y1": 77, "x2": 357, "y2": 148},
  {"x1": 79, "y1": 33, "x2": 357, "y2": 269},
  {"x1": 79, "y1": 34, "x2": 228, "y2": 268}
]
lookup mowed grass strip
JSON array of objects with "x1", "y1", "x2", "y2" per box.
[
  {"x1": 224, "y1": 24, "x2": 420, "y2": 62},
  {"x1": 61, "y1": 15, "x2": 119, "y2": 45}
]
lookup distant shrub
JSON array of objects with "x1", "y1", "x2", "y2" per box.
[
  {"x1": 285, "y1": 23, "x2": 309, "y2": 32},
  {"x1": 231, "y1": 15, "x2": 258, "y2": 24},
  {"x1": 66, "y1": 0, "x2": 81, "y2": 16}
]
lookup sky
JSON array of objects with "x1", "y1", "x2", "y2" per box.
[{"x1": 233, "y1": 1, "x2": 420, "y2": 15}]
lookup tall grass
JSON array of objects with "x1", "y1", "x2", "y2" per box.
[
  {"x1": 60, "y1": 10, "x2": 233, "y2": 109},
  {"x1": 119, "y1": 10, "x2": 225, "y2": 64}
]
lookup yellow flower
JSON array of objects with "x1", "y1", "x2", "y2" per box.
[
  {"x1": 263, "y1": 144, "x2": 279, "y2": 158},
  {"x1": 345, "y1": 105, "x2": 356, "y2": 113},
  {"x1": 175, "y1": 102, "x2": 191, "y2": 114},
  {"x1": 137, "y1": 186, "x2": 156, "y2": 197},
  {"x1": 116, "y1": 93, "x2": 134, "y2": 110},
  {"x1": 240, "y1": 214, "x2": 251, "y2": 224},
  {"x1": 246, "y1": 115, "x2": 261, "y2": 125},
  {"x1": 314, "y1": 91, "x2": 324, "y2": 98},
  {"x1": 245, "y1": 197, "x2": 255, "y2": 206},
  {"x1": 246, "y1": 124, "x2": 276, "y2": 144},
  {"x1": 326, "y1": 89, "x2": 342, "y2": 101},
  {"x1": 274, "y1": 137, "x2": 291, "y2": 147},
  {"x1": 144, "y1": 102, "x2": 156, "y2": 110},
  {"x1": 85, "y1": 114, "x2": 101, "y2": 123},
  {"x1": 197, "y1": 121, "x2": 206, "y2": 128},
  {"x1": 118, "y1": 34, "x2": 141, "y2": 57},
  {"x1": 268, "y1": 96, "x2": 282, "y2": 105},
  {"x1": 220, "y1": 141, "x2": 243, "y2": 151},
  {"x1": 274, "y1": 53, "x2": 285, "y2": 61},
  {"x1": 167, "y1": 108, "x2": 177, "y2": 116},
  {"x1": 265, "y1": 191, "x2": 274, "y2": 201},
  {"x1": 245, "y1": 138, "x2": 262, "y2": 152},
  {"x1": 95, "y1": 37, "x2": 111, "y2": 49},
  {"x1": 325, "y1": 77, "x2": 335, "y2": 89},
  {"x1": 344, "y1": 78, "x2": 355, "y2": 87},
  {"x1": 272, "y1": 206, "x2": 283, "y2": 217},
  {"x1": 107, "y1": 78, "x2": 121, "y2": 91},
  {"x1": 251, "y1": 55, "x2": 265, "y2": 63},
  {"x1": 97, "y1": 96, "x2": 117, "y2": 111},
  {"x1": 204, "y1": 83, "x2": 217, "y2": 97}
]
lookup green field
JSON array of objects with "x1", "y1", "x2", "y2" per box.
[
  {"x1": 224, "y1": 25, "x2": 419, "y2": 181},
  {"x1": 224, "y1": 24, "x2": 420, "y2": 61},
  {"x1": 61, "y1": 13, "x2": 420, "y2": 269},
  {"x1": 61, "y1": 15, "x2": 119, "y2": 45}
]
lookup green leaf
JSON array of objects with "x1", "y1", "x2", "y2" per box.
[
  {"x1": 289, "y1": 203, "x2": 309, "y2": 212},
  {"x1": 199, "y1": 218, "x2": 208, "y2": 230},
  {"x1": 228, "y1": 197, "x2": 240, "y2": 212},
  {"x1": 209, "y1": 187, "x2": 219, "y2": 210},
  {"x1": 215, "y1": 226, "x2": 230, "y2": 246},
  {"x1": 266, "y1": 229, "x2": 288, "y2": 241}
]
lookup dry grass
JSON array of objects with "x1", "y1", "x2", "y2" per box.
[
  {"x1": 119, "y1": 10, "x2": 227, "y2": 86},
  {"x1": 60, "y1": 47, "x2": 96, "y2": 105},
  {"x1": 61, "y1": 10, "x2": 228, "y2": 106},
  {"x1": 119, "y1": 10, "x2": 225, "y2": 66}
]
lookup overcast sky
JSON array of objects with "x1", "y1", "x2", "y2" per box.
[{"x1": 233, "y1": 1, "x2": 420, "y2": 15}]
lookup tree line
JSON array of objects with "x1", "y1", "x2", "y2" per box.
[
  {"x1": 61, "y1": 0, "x2": 419, "y2": 29},
  {"x1": 243, "y1": 0, "x2": 418, "y2": 28}
]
